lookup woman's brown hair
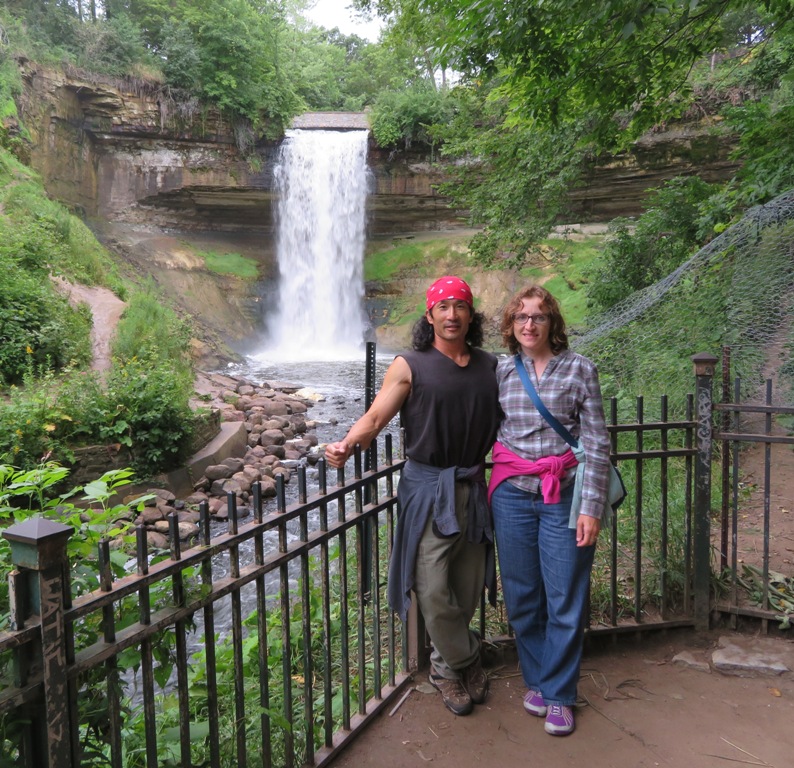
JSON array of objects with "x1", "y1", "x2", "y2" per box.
[{"x1": 500, "y1": 284, "x2": 569, "y2": 355}]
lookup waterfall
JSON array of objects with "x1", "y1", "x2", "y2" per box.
[{"x1": 261, "y1": 129, "x2": 370, "y2": 362}]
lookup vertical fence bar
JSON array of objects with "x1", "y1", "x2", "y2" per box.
[
  {"x1": 62, "y1": 554, "x2": 78, "y2": 768},
  {"x1": 384, "y1": 434, "x2": 398, "y2": 685},
  {"x1": 168, "y1": 512, "x2": 192, "y2": 768},
  {"x1": 609, "y1": 398, "x2": 619, "y2": 627},
  {"x1": 276, "y1": 475, "x2": 294, "y2": 767},
  {"x1": 136, "y1": 525, "x2": 159, "y2": 768},
  {"x1": 684, "y1": 393, "x2": 694, "y2": 612},
  {"x1": 298, "y1": 466, "x2": 315, "y2": 766},
  {"x1": 355, "y1": 503, "x2": 367, "y2": 716},
  {"x1": 98, "y1": 539, "x2": 122, "y2": 768},
  {"x1": 251, "y1": 483, "x2": 272, "y2": 768},
  {"x1": 318, "y1": 460, "x2": 334, "y2": 749},
  {"x1": 634, "y1": 396, "x2": 644, "y2": 624},
  {"x1": 692, "y1": 353, "x2": 719, "y2": 630},
  {"x1": 371, "y1": 505, "x2": 383, "y2": 701},
  {"x1": 730, "y1": 378, "x2": 741, "y2": 629},
  {"x1": 228, "y1": 493, "x2": 248, "y2": 768},
  {"x1": 720, "y1": 347, "x2": 732, "y2": 573},
  {"x1": 199, "y1": 500, "x2": 221, "y2": 768},
  {"x1": 659, "y1": 395, "x2": 669, "y2": 619},
  {"x1": 762, "y1": 378, "x2": 773, "y2": 634},
  {"x1": 336, "y1": 464, "x2": 352, "y2": 731}
]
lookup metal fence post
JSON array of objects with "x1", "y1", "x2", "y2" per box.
[
  {"x1": 3, "y1": 517, "x2": 73, "y2": 768},
  {"x1": 362, "y1": 341, "x2": 377, "y2": 598},
  {"x1": 692, "y1": 353, "x2": 718, "y2": 630}
]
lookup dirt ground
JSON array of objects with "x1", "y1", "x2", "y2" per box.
[{"x1": 331, "y1": 629, "x2": 794, "y2": 768}]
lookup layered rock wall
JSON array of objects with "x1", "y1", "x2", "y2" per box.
[
  {"x1": 16, "y1": 61, "x2": 276, "y2": 226},
  {"x1": 14, "y1": 62, "x2": 741, "y2": 236}
]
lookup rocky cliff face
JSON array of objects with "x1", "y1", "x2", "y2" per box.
[
  {"x1": 11, "y1": 62, "x2": 741, "y2": 362},
  {"x1": 15, "y1": 63, "x2": 457, "y2": 235},
  {"x1": 15, "y1": 62, "x2": 740, "y2": 236}
]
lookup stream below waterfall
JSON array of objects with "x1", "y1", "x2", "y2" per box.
[{"x1": 203, "y1": 354, "x2": 401, "y2": 631}]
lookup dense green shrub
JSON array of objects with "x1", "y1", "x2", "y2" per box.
[
  {"x1": 370, "y1": 85, "x2": 453, "y2": 150},
  {"x1": 104, "y1": 352, "x2": 194, "y2": 477},
  {"x1": 112, "y1": 288, "x2": 192, "y2": 365},
  {"x1": 160, "y1": 21, "x2": 201, "y2": 91},
  {"x1": 70, "y1": 12, "x2": 151, "y2": 75},
  {"x1": 0, "y1": 355, "x2": 195, "y2": 476},
  {"x1": 586, "y1": 177, "x2": 721, "y2": 311},
  {"x1": 0, "y1": 252, "x2": 92, "y2": 385}
]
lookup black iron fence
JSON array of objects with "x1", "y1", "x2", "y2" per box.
[
  {"x1": 2, "y1": 352, "x2": 786, "y2": 767},
  {"x1": 713, "y1": 350, "x2": 794, "y2": 630}
]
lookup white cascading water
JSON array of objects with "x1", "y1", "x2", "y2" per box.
[{"x1": 260, "y1": 128, "x2": 370, "y2": 362}]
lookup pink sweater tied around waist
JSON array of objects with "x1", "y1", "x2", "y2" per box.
[{"x1": 487, "y1": 441, "x2": 579, "y2": 505}]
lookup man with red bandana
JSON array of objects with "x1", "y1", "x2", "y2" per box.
[{"x1": 326, "y1": 276, "x2": 499, "y2": 716}]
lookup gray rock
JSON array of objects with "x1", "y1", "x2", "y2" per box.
[
  {"x1": 260, "y1": 429, "x2": 286, "y2": 447},
  {"x1": 147, "y1": 531, "x2": 168, "y2": 550},
  {"x1": 178, "y1": 522, "x2": 198, "y2": 540},
  {"x1": 231, "y1": 471, "x2": 253, "y2": 494},
  {"x1": 672, "y1": 650, "x2": 711, "y2": 673},
  {"x1": 221, "y1": 457, "x2": 245, "y2": 473},
  {"x1": 712, "y1": 635, "x2": 791, "y2": 677},
  {"x1": 205, "y1": 464, "x2": 235, "y2": 481},
  {"x1": 148, "y1": 488, "x2": 176, "y2": 504}
]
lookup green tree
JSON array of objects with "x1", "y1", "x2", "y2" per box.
[
  {"x1": 362, "y1": 0, "x2": 794, "y2": 264},
  {"x1": 421, "y1": 0, "x2": 792, "y2": 138},
  {"x1": 586, "y1": 176, "x2": 718, "y2": 310},
  {"x1": 160, "y1": 20, "x2": 201, "y2": 91},
  {"x1": 370, "y1": 83, "x2": 453, "y2": 149},
  {"x1": 354, "y1": 0, "x2": 450, "y2": 84},
  {"x1": 192, "y1": 0, "x2": 301, "y2": 135},
  {"x1": 435, "y1": 83, "x2": 591, "y2": 267}
]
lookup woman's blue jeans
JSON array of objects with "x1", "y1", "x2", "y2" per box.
[{"x1": 491, "y1": 481, "x2": 595, "y2": 706}]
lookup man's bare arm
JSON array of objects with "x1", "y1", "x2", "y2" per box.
[{"x1": 324, "y1": 356, "x2": 412, "y2": 468}]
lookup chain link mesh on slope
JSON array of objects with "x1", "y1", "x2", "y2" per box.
[{"x1": 571, "y1": 189, "x2": 794, "y2": 412}]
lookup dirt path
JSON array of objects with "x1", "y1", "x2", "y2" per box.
[{"x1": 54, "y1": 278, "x2": 127, "y2": 373}]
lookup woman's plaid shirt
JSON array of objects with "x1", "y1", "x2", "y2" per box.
[{"x1": 495, "y1": 349, "x2": 611, "y2": 519}]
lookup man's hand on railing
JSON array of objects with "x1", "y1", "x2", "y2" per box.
[{"x1": 324, "y1": 440, "x2": 352, "y2": 468}]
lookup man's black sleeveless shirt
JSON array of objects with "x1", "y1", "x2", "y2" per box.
[{"x1": 398, "y1": 347, "x2": 499, "y2": 468}]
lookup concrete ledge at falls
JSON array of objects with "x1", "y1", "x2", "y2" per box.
[
  {"x1": 164, "y1": 421, "x2": 248, "y2": 495},
  {"x1": 290, "y1": 112, "x2": 369, "y2": 130}
]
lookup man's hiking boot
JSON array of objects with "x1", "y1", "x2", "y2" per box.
[
  {"x1": 460, "y1": 657, "x2": 489, "y2": 704},
  {"x1": 429, "y1": 669, "x2": 473, "y2": 716}
]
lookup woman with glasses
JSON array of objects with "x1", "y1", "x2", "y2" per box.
[{"x1": 488, "y1": 284, "x2": 610, "y2": 736}]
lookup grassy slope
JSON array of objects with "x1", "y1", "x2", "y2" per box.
[{"x1": 365, "y1": 231, "x2": 605, "y2": 333}]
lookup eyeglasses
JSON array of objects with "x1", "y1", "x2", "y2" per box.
[{"x1": 513, "y1": 313, "x2": 549, "y2": 326}]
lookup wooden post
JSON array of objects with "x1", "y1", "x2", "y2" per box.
[{"x1": 3, "y1": 517, "x2": 73, "y2": 768}]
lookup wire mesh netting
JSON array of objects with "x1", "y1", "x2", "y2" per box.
[{"x1": 573, "y1": 188, "x2": 794, "y2": 411}]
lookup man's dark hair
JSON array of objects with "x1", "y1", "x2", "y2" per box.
[{"x1": 411, "y1": 311, "x2": 486, "y2": 351}]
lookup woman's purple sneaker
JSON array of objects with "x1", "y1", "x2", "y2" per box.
[
  {"x1": 544, "y1": 704, "x2": 575, "y2": 735},
  {"x1": 522, "y1": 689, "x2": 547, "y2": 717}
]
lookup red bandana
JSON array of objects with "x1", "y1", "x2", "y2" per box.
[{"x1": 425, "y1": 276, "x2": 474, "y2": 311}]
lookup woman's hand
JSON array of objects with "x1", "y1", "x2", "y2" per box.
[{"x1": 576, "y1": 514, "x2": 601, "y2": 547}]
